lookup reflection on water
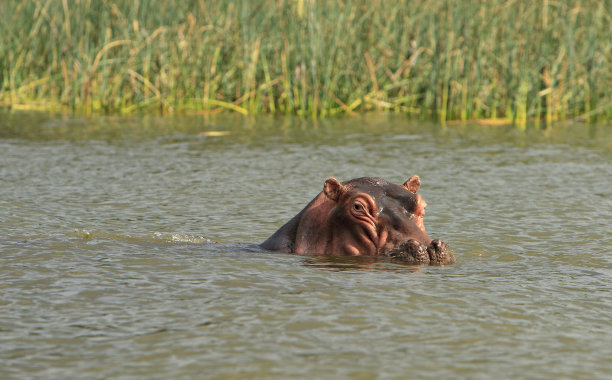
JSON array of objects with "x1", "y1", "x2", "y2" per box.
[
  {"x1": 1, "y1": 112, "x2": 611, "y2": 379},
  {"x1": 301, "y1": 255, "x2": 424, "y2": 273}
]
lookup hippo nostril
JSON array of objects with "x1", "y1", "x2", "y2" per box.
[
  {"x1": 408, "y1": 239, "x2": 420, "y2": 247},
  {"x1": 426, "y1": 239, "x2": 455, "y2": 265},
  {"x1": 431, "y1": 239, "x2": 442, "y2": 250}
]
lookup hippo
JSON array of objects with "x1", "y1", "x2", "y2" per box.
[{"x1": 260, "y1": 176, "x2": 455, "y2": 265}]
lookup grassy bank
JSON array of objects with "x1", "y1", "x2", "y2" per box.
[{"x1": 1, "y1": 0, "x2": 610, "y2": 122}]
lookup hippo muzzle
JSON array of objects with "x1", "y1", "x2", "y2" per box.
[{"x1": 384, "y1": 239, "x2": 455, "y2": 265}]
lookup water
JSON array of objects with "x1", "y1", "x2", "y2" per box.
[{"x1": 1, "y1": 112, "x2": 611, "y2": 379}]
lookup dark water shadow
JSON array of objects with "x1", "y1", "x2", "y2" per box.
[
  {"x1": 239, "y1": 243, "x2": 428, "y2": 272},
  {"x1": 300, "y1": 255, "x2": 424, "y2": 273}
]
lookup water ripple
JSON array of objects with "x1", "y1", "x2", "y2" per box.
[{"x1": 1, "y1": 116, "x2": 611, "y2": 379}]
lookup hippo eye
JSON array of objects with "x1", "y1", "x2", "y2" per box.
[{"x1": 351, "y1": 198, "x2": 374, "y2": 216}]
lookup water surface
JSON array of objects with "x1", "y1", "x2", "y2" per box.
[{"x1": 1, "y1": 112, "x2": 611, "y2": 379}]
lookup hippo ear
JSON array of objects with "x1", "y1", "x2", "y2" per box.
[
  {"x1": 323, "y1": 177, "x2": 346, "y2": 202},
  {"x1": 402, "y1": 175, "x2": 420, "y2": 193}
]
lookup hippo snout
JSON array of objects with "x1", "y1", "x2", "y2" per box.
[
  {"x1": 385, "y1": 239, "x2": 455, "y2": 265},
  {"x1": 427, "y1": 239, "x2": 455, "y2": 264}
]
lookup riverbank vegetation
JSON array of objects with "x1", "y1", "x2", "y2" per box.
[{"x1": 1, "y1": 0, "x2": 610, "y2": 122}]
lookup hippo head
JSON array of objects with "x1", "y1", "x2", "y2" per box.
[{"x1": 261, "y1": 176, "x2": 455, "y2": 265}]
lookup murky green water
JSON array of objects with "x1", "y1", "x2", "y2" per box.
[{"x1": 1, "y1": 111, "x2": 611, "y2": 379}]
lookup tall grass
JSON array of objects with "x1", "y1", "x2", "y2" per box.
[{"x1": 1, "y1": 0, "x2": 610, "y2": 121}]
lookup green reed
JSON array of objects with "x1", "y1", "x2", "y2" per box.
[{"x1": 1, "y1": 0, "x2": 610, "y2": 122}]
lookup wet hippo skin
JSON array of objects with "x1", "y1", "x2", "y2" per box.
[{"x1": 261, "y1": 176, "x2": 455, "y2": 265}]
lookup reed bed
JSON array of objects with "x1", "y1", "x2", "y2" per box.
[{"x1": 1, "y1": 0, "x2": 610, "y2": 121}]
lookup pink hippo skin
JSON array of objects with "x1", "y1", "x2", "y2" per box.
[{"x1": 261, "y1": 176, "x2": 455, "y2": 265}]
